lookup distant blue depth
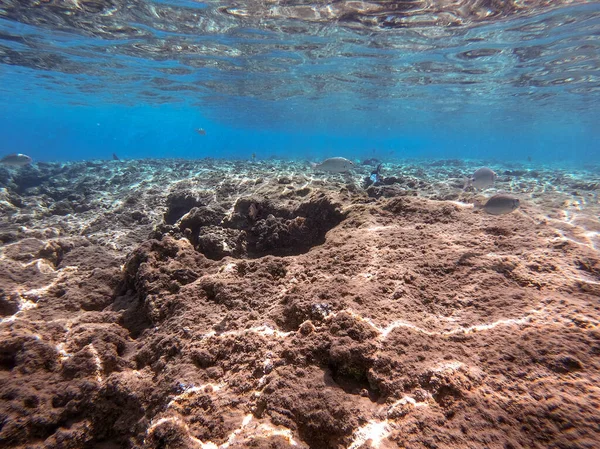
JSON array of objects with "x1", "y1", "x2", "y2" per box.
[{"x1": 1, "y1": 101, "x2": 597, "y2": 165}]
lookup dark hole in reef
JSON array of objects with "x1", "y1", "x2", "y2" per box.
[
  {"x1": 0, "y1": 353, "x2": 16, "y2": 371},
  {"x1": 29, "y1": 419, "x2": 61, "y2": 441},
  {"x1": 164, "y1": 190, "x2": 211, "y2": 225},
  {"x1": 327, "y1": 364, "x2": 380, "y2": 402},
  {"x1": 0, "y1": 290, "x2": 20, "y2": 316},
  {"x1": 113, "y1": 294, "x2": 153, "y2": 339},
  {"x1": 174, "y1": 194, "x2": 345, "y2": 260},
  {"x1": 278, "y1": 300, "x2": 332, "y2": 333},
  {"x1": 0, "y1": 338, "x2": 21, "y2": 371}
]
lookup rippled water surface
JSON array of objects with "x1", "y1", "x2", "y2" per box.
[{"x1": 0, "y1": 1, "x2": 599, "y2": 160}]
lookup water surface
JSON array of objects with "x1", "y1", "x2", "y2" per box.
[{"x1": 0, "y1": 1, "x2": 598, "y2": 162}]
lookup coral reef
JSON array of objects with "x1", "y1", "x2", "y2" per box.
[{"x1": 1, "y1": 158, "x2": 599, "y2": 448}]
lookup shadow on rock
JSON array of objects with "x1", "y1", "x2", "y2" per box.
[{"x1": 165, "y1": 192, "x2": 346, "y2": 260}]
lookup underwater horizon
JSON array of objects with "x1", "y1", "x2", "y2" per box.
[{"x1": 1, "y1": 1, "x2": 599, "y2": 164}]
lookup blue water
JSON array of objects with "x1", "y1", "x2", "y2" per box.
[{"x1": 0, "y1": 2, "x2": 599, "y2": 165}]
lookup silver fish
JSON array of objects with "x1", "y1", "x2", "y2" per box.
[
  {"x1": 464, "y1": 167, "x2": 497, "y2": 190},
  {"x1": 476, "y1": 194, "x2": 520, "y2": 215},
  {"x1": 311, "y1": 157, "x2": 354, "y2": 173},
  {"x1": 0, "y1": 153, "x2": 32, "y2": 167}
]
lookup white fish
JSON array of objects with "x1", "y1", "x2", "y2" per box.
[
  {"x1": 475, "y1": 194, "x2": 520, "y2": 215},
  {"x1": 0, "y1": 153, "x2": 32, "y2": 167},
  {"x1": 464, "y1": 167, "x2": 497, "y2": 190},
  {"x1": 310, "y1": 157, "x2": 354, "y2": 173}
]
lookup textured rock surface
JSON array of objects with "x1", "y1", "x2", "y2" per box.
[{"x1": 1, "y1": 159, "x2": 599, "y2": 448}]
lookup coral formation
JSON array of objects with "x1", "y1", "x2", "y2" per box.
[{"x1": 1, "y1": 159, "x2": 599, "y2": 448}]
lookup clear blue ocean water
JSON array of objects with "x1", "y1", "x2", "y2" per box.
[{"x1": 0, "y1": 2, "x2": 598, "y2": 165}]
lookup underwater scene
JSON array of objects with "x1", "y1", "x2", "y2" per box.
[{"x1": 1, "y1": 1, "x2": 600, "y2": 448}]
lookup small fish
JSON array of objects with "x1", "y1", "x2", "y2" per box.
[
  {"x1": 464, "y1": 167, "x2": 497, "y2": 190},
  {"x1": 0, "y1": 153, "x2": 32, "y2": 167},
  {"x1": 112, "y1": 153, "x2": 120, "y2": 161},
  {"x1": 310, "y1": 157, "x2": 354, "y2": 173},
  {"x1": 196, "y1": 128, "x2": 206, "y2": 136},
  {"x1": 370, "y1": 163, "x2": 383, "y2": 184},
  {"x1": 475, "y1": 194, "x2": 520, "y2": 215}
]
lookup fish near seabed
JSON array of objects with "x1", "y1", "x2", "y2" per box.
[
  {"x1": 475, "y1": 194, "x2": 520, "y2": 215},
  {"x1": 0, "y1": 153, "x2": 32, "y2": 167},
  {"x1": 370, "y1": 163, "x2": 383, "y2": 184},
  {"x1": 310, "y1": 157, "x2": 354, "y2": 173},
  {"x1": 464, "y1": 167, "x2": 497, "y2": 190}
]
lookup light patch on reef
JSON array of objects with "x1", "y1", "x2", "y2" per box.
[
  {"x1": 387, "y1": 395, "x2": 429, "y2": 414},
  {"x1": 204, "y1": 325, "x2": 292, "y2": 340},
  {"x1": 249, "y1": 325, "x2": 292, "y2": 338},
  {"x1": 18, "y1": 295, "x2": 38, "y2": 311},
  {"x1": 221, "y1": 262, "x2": 237, "y2": 273},
  {"x1": 220, "y1": 415, "x2": 300, "y2": 448},
  {"x1": 194, "y1": 306, "x2": 562, "y2": 359},
  {"x1": 444, "y1": 314, "x2": 537, "y2": 335},
  {"x1": 379, "y1": 319, "x2": 436, "y2": 337},
  {"x1": 0, "y1": 266, "x2": 79, "y2": 324},
  {"x1": 225, "y1": 414, "x2": 253, "y2": 446},
  {"x1": 146, "y1": 413, "x2": 299, "y2": 448},
  {"x1": 0, "y1": 293, "x2": 38, "y2": 324},
  {"x1": 347, "y1": 419, "x2": 391, "y2": 449},
  {"x1": 447, "y1": 200, "x2": 472, "y2": 208},
  {"x1": 167, "y1": 383, "x2": 224, "y2": 409},
  {"x1": 332, "y1": 306, "x2": 552, "y2": 340},
  {"x1": 145, "y1": 416, "x2": 209, "y2": 448},
  {"x1": 364, "y1": 225, "x2": 398, "y2": 232},
  {"x1": 552, "y1": 229, "x2": 598, "y2": 251},
  {"x1": 258, "y1": 425, "x2": 298, "y2": 446},
  {"x1": 23, "y1": 258, "x2": 56, "y2": 274},
  {"x1": 56, "y1": 342, "x2": 72, "y2": 361},
  {"x1": 431, "y1": 361, "x2": 465, "y2": 372},
  {"x1": 23, "y1": 265, "x2": 79, "y2": 297},
  {"x1": 263, "y1": 355, "x2": 272, "y2": 371},
  {"x1": 345, "y1": 312, "x2": 436, "y2": 337},
  {"x1": 87, "y1": 344, "x2": 104, "y2": 383},
  {"x1": 545, "y1": 211, "x2": 600, "y2": 252}
]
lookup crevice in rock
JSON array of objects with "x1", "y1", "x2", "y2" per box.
[
  {"x1": 114, "y1": 293, "x2": 153, "y2": 339},
  {"x1": 328, "y1": 364, "x2": 380, "y2": 402},
  {"x1": 172, "y1": 193, "x2": 345, "y2": 260},
  {"x1": 164, "y1": 189, "x2": 212, "y2": 225}
]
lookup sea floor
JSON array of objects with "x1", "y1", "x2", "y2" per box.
[{"x1": 1, "y1": 158, "x2": 599, "y2": 448}]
